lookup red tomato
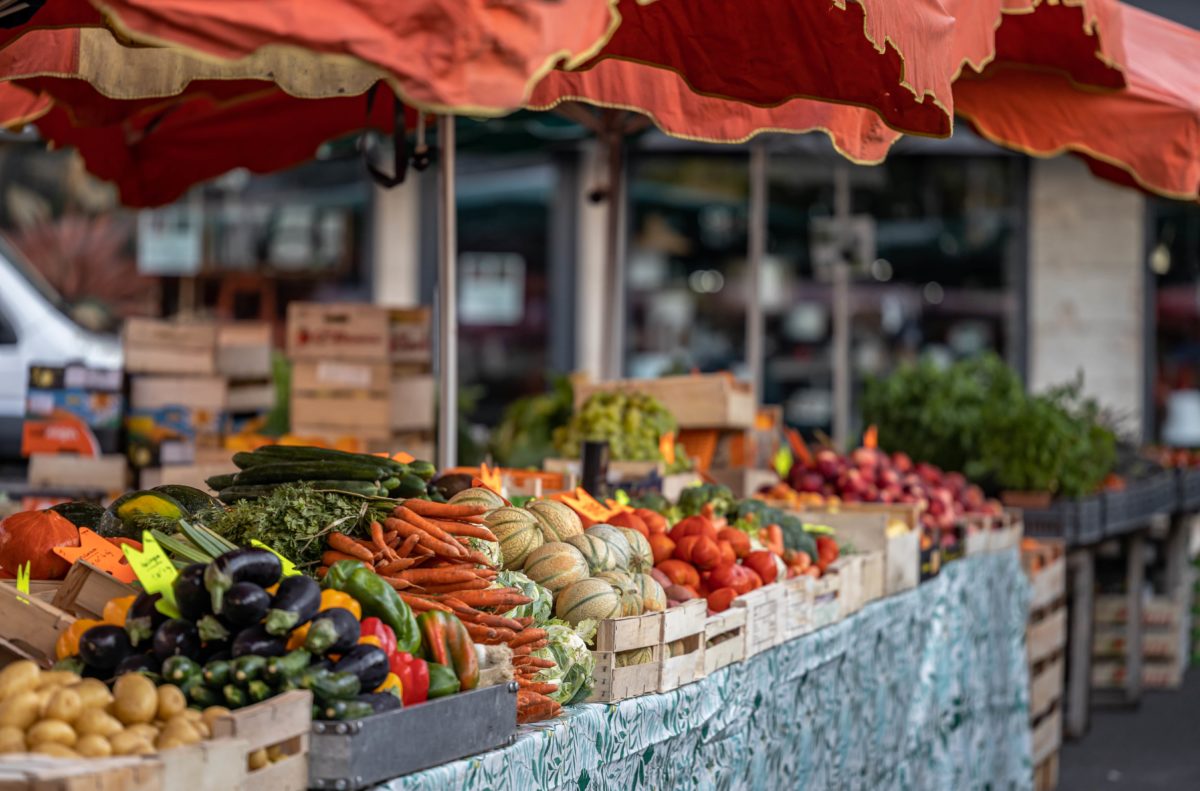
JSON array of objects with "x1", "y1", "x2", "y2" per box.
[
  {"x1": 634, "y1": 508, "x2": 669, "y2": 535},
  {"x1": 655, "y1": 559, "x2": 701, "y2": 589},
  {"x1": 707, "y1": 563, "x2": 739, "y2": 591},
  {"x1": 743, "y1": 550, "x2": 778, "y2": 585},
  {"x1": 716, "y1": 540, "x2": 737, "y2": 566},
  {"x1": 608, "y1": 511, "x2": 650, "y2": 538},
  {"x1": 669, "y1": 515, "x2": 718, "y2": 544},
  {"x1": 706, "y1": 587, "x2": 737, "y2": 613},
  {"x1": 717, "y1": 527, "x2": 751, "y2": 558},
  {"x1": 648, "y1": 533, "x2": 675, "y2": 565},
  {"x1": 673, "y1": 535, "x2": 722, "y2": 570}
]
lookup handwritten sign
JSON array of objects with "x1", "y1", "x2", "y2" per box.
[
  {"x1": 250, "y1": 540, "x2": 300, "y2": 577},
  {"x1": 122, "y1": 532, "x2": 181, "y2": 618},
  {"x1": 53, "y1": 529, "x2": 137, "y2": 584}
]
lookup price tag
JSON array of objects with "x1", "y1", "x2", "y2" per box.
[
  {"x1": 249, "y1": 540, "x2": 301, "y2": 577},
  {"x1": 53, "y1": 529, "x2": 138, "y2": 584},
  {"x1": 122, "y1": 532, "x2": 181, "y2": 618},
  {"x1": 773, "y1": 446, "x2": 794, "y2": 479},
  {"x1": 478, "y1": 463, "x2": 503, "y2": 496},
  {"x1": 659, "y1": 432, "x2": 676, "y2": 465},
  {"x1": 614, "y1": 489, "x2": 630, "y2": 506},
  {"x1": 15, "y1": 562, "x2": 30, "y2": 599}
]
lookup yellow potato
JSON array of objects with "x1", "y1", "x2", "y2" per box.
[
  {"x1": 70, "y1": 679, "x2": 113, "y2": 710},
  {"x1": 74, "y1": 709, "x2": 124, "y2": 738},
  {"x1": 35, "y1": 671, "x2": 79, "y2": 689},
  {"x1": 156, "y1": 734, "x2": 186, "y2": 751},
  {"x1": 124, "y1": 723, "x2": 159, "y2": 743},
  {"x1": 0, "y1": 725, "x2": 25, "y2": 754},
  {"x1": 156, "y1": 685, "x2": 187, "y2": 721},
  {"x1": 32, "y1": 742, "x2": 79, "y2": 759},
  {"x1": 266, "y1": 744, "x2": 289, "y2": 762},
  {"x1": 192, "y1": 719, "x2": 211, "y2": 739},
  {"x1": 109, "y1": 731, "x2": 154, "y2": 756},
  {"x1": 0, "y1": 661, "x2": 39, "y2": 700},
  {"x1": 27, "y1": 719, "x2": 76, "y2": 748},
  {"x1": 76, "y1": 733, "x2": 113, "y2": 758},
  {"x1": 112, "y1": 674, "x2": 157, "y2": 725},
  {"x1": 42, "y1": 688, "x2": 82, "y2": 723},
  {"x1": 247, "y1": 748, "x2": 269, "y2": 771},
  {"x1": 201, "y1": 706, "x2": 231, "y2": 733},
  {"x1": 161, "y1": 717, "x2": 201, "y2": 745},
  {"x1": 0, "y1": 691, "x2": 42, "y2": 730}
]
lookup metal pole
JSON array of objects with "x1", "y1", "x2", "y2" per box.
[
  {"x1": 832, "y1": 165, "x2": 851, "y2": 450},
  {"x1": 603, "y1": 133, "x2": 628, "y2": 380},
  {"x1": 436, "y1": 116, "x2": 458, "y2": 469},
  {"x1": 746, "y1": 141, "x2": 768, "y2": 407}
]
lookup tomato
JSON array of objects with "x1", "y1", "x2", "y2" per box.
[
  {"x1": 743, "y1": 550, "x2": 778, "y2": 585},
  {"x1": 716, "y1": 527, "x2": 751, "y2": 559},
  {"x1": 673, "y1": 535, "x2": 722, "y2": 570},
  {"x1": 648, "y1": 533, "x2": 675, "y2": 565},
  {"x1": 706, "y1": 587, "x2": 737, "y2": 613},
  {"x1": 668, "y1": 515, "x2": 718, "y2": 544},
  {"x1": 655, "y1": 559, "x2": 701, "y2": 589}
]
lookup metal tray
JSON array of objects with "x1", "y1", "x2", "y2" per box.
[{"x1": 307, "y1": 683, "x2": 518, "y2": 790}]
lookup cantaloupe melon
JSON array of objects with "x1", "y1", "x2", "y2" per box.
[
  {"x1": 616, "y1": 647, "x2": 654, "y2": 667},
  {"x1": 525, "y1": 499, "x2": 584, "y2": 542},
  {"x1": 556, "y1": 578, "x2": 620, "y2": 625},
  {"x1": 523, "y1": 542, "x2": 590, "y2": 594},
  {"x1": 486, "y1": 506, "x2": 544, "y2": 570},
  {"x1": 635, "y1": 573, "x2": 667, "y2": 613},
  {"x1": 566, "y1": 533, "x2": 617, "y2": 575},
  {"x1": 617, "y1": 528, "x2": 653, "y2": 572},
  {"x1": 449, "y1": 487, "x2": 506, "y2": 511},
  {"x1": 585, "y1": 525, "x2": 632, "y2": 570},
  {"x1": 595, "y1": 571, "x2": 643, "y2": 617}
]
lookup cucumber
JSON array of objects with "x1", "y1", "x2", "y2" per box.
[
  {"x1": 394, "y1": 473, "x2": 429, "y2": 498},
  {"x1": 232, "y1": 655, "x2": 267, "y2": 685},
  {"x1": 232, "y1": 462, "x2": 387, "y2": 486},
  {"x1": 319, "y1": 699, "x2": 375, "y2": 721},
  {"x1": 306, "y1": 481, "x2": 382, "y2": 496},
  {"x1": 407, "y1": 460, "x2": 436, "y2": 481},
  {"x1": 205, "y1": 473, "x2": 237, "y2": 491},
  {"x1": 265, "y1": 649, "x2": 312, "y2": 685},
  {"x1": 248, "y1": 445, "x2": 408, "y2": 472}
]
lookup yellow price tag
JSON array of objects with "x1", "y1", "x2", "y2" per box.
[
  {"x1": 614, "y1": 489, "x2": 630, "y2": 506},
  {"x1": 250, "y1": 540, "x2": 301, "y2": 577},
  {"x1": 15, "y1": 562, "x2": 30, "y2": 599},
  {"x1": 123, "y1": 532, "x2": 181, "y2": 618},
  {"x1": 773, "y1": 446, "x2": 794, "y2": 479}
]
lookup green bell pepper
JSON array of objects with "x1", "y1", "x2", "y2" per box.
[
  {"x1": 323, "y1": 561, "x2": 420, "y2": 654},
  {"x1": 426, "y1": 662, "x2": 461, "y2": 699}
]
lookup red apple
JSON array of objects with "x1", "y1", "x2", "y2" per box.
[
  {"x1": 891, "y1": 451, "x2": 913, "y2": 473},
  {"x1": 815, "y1": 449, "x2": 842, "y2": 480}
]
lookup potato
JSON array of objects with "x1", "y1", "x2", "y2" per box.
[
  {"x1": 0, "y1": 725, "x2": 25, "y2": 754},
  {"x1": 112, "y1": 674, "x2": 157, "y2": 725},
  {"x1": 161, "y1": 717, "x2": 201, "y2": 746},
  {"x1": 192, "y1": 719, "x2": 211, "y2": 739},
  {"x1": 0, "y1": 662, "x2": 39, "y2": 701},
  {"x1": 156, "y1": 735, "x2": 186, "y2": 751},
  {"x1": 156, "y1": 685, "x2": 187, "y2": 721},
  {"x1": 36, "y1": 671, "x2": 79, "y2": 689},
  {"x1": 0, "y1": 691, "x2": 42, "y2": 730},
  {"x1": 27, "y1": 719, "x2": 76, "y2": 748},
  {"x1": 125, "y1": 723, "x2": 160, "y2": 743},
  {"x1": 266, "y1": 744, "x2": 289, "y2": 762},
  {"x1": 248, "y1": 748, "x2": 269, "y2": 771},
  {"x1": 32, "y1": 742, "x2": 79, "y2": 759},
  {"x1": 201, "y1": 706, "x2": 231, "y2": 733},
  {"x1": 76, "y1": 733, "x2": 113, "y2": 758},
  {"x1": 42, "y1": 688, "x2": 82, "y2": 723},
  {"x1": 71, "y1": 679, "x2": 114, "y2": 710},
  {"x1": 74, "y1": 709, "x2": 124, "y2": 738},
  {"x1": 109, "y1": 731, "x2": 154, "y2": 756}
]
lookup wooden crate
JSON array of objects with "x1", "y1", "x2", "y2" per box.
[
  {"x1": 733, "y1": 584, "x2": 784, "y2": 656},
  {"x1": 0, "y1": 580, "x2": 60, "y2": 604},
  {"x1": 1028, "y1": 608, "x2": 1068, "y2": 665},
  {"x1": 1030, "y1": 656, "x2": 1065, "y2": 720},
  {"x1": 811, "y1": 572, "x2": 842, "y2": 630},
  {"x1": 1031, "y1": 707, "x2": 1062, "y2": 767},
  {"x1": 157, "y1": 738, "x2": 252, "y2": 791},
  {"x1": 0, "y1": 583, "x2": 75, "y2": 667},
  {"x1": 592, "y1": 612, "x2": 664, "y2": 654},
  {"x1": 703, "y1": 608, "x2": 747, "y2": 676},
  {"x1": 856, "y1": 550, "x2": 885, "y2": 605},
  {"x1": 52, "y1": 561, "x2": 138, "y2": 620},
  {"x1": 0, "y1": 755, "x2": 160, "y2": 791},
  {"x1": 574, "y1": 374, "x2": 754, "y2": 429},
  {"x1": 1028, "y1": 556, "x2": 1067, "y2": 614},
  {"x1": 658, "y1": 600, "x2": 708, "y2": 692},
  {"x1": 794, "y1": 511, "x2": 919, "y2": 596},
  {"x1": 1033, "y1": 753, "x2": 1060, "y2": 791},
  {"x1": 829, "y1": 555, "x2": 863, "y2": 618},
  {"x1": 589, "y1": 612, "x2": 666, "y2": 703},
  {"x1": 780, "y1": 575, "x2": 814, "y2": 641},
  {"x1": 207, "y1": 690, "x2": 311, "y2": 791}
]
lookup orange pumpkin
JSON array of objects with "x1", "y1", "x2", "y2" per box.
[
  {"x1": 655, "y1": 559, "x2": 700, "y2": 589},
  {"x1": 648, "y1": 533, "x2": 676, "y2": 565},
  {"x1": 634, "y1": 508, "x2": 669, "y2": 535},
  {"x1": 717, "y1": 527, "x2": 751, "y2": 559},
  {"x1": 673, "y1": 534, "x2": 721, "y2": 570},
  {"x1": 0, "y1": 510, "x2": 80, "y2": 580}
]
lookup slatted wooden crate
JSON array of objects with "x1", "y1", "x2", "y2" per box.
[
  {"x1": 810, "y1": 572, "x2": 841, "y2": 630},
  {"x1": 733, "y1": 583, "x2": 784, "y2": 656},
  {"x1": 589, "y1": 612, "x2": 665, "y2": 703},
  {"x1": 207, "y1": 690, "x2": 311, "y2": 791},
  {"x1": 780, "y1": 575, "x2": 814, "y2": 641},
  {"x1": 658, "y1": 600, "x2": 707, "y2": 692},
  {"x1": 0, "y1": 582, "x2": 76, "y2": 667},
  {"x1": 1023, "y1": 539, "x2": 1066, "y2": 791},
  {"x1": 829, "y1": 555, "x2": 864, "y2": 618},
  {"x1": 703, "y1": 608, "x2": 747, "y2": 676},
  {"x1": 51, "y1": 561, "x2": 138, "y2": 619}
]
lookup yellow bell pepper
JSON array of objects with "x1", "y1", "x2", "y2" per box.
[
  {"x1": 320, "y1": 589, "x2": 362, "y2": 620},
  {"x1": 56, "y1": 618, "x2": 102, "y2": 660},
  {"x1": 358, "y1": 635, "x2": 382, "y2": 649},
  {"x1": 286, "y1": 623, "x2": 309, "y2": 651},
  {"x1": 102, "y1": 596, "x2": 137, "y2": 627},
  {"x1": 376, "y1": 672, "x2": 403, "y2": 695}
]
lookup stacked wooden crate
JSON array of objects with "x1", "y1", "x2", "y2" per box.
[{"x1": 1023, "y1": 540, "x2": 1067, "y2": 791}]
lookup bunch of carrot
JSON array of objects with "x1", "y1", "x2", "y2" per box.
[{"x1": 317, "y1": 498, "x2": 562, "y2": 723}]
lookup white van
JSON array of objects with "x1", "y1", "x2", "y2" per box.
[{"x1": 0, "y1": 237, "x2": 123, "y2": 458}]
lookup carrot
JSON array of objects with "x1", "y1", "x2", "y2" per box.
[
  {"x1": 509, "y1": 628, "x2": 547, "y2": 648},
  {"x1": 385, "y1": 516, "x2": 464, "y2": 558},
  {"x1": 394, "y1": 507, "x2": 468, "y2": 556},
  {"x1": 513, "y1": 656, "x2": 555, "y2": 669},
  {"x1": 517, "y1": 680, "x2": 558, "y2": 695},
  {"x1": 376, "y1": 558, "x2": 418, "y2": 574},
  {"x1": 370, "y1": 521, "x2": 397, "y2": 560},
  {"x1": 434, "y1": 519, "x2": 498, "y2": 542},
  {"x1": 465, "y1": 550, "x2": 497, "y2": 567},
  {"x1": 462, "y1": 622, "x2": 500, "y2": 643},
  {"x1": 438, "y1": 589, "x2": 531, "y2": 609},
  {"x1": 415, "y1": 579, "x2": 492, "y2": 594},
  {"x1": 396, "y1": 592, "x2": 453, "y2": 613},
  {"x1": 516, "y1": 690, "x2": 561, "y2": 723},
  {"x1": 395, "y1": 568, "x2": 479, "y2": 585},
  {"x1": 383, "y1": 529, "x2": 399, "y2": 545},
  {"x1": 513, "y1": 617, "x2": 534, "y2": 628},
  {"x1": 327, "y1": 533, "x2": 375, "y2": 562},
  {"x1": 474, "y1": 568, "x2": 499, "y2": 579},
  {"x1": 511, "y1": 640, "x2": 548, "y2": 656},
  {"x1": 316, "y1": 565, "x2": 329, "y2": 579},
  {"x1": 396, "y1": 533, "x2": 422, "y2": 558},
  {"x1": 379, "y1": 576, "x2": 416, "y2": 590},
  {"x1": 447, "y1": 605, "x2": 524, "y2": 632},
  {"x1": 403, "y1": 500, "x2": 488, "y2": 519},
  {"x1": 322, "y1": 549, "x2": 368, "y2": 566}
]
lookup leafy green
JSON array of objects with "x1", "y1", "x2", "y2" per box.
[
  {"x1": 490, "y1": 376, "x2": 575, "y2": 468},
  {"x1": 677, "y1": 483, "x2": 735, "y2": 518},
  {"x1": 496, "y1": 571, "x2": 553, "y2": 625},
  {"x1": 553, "y1": 390, "x2": 676, "y2": 462},
  {"x1": 532, "y1": 618, "x2": 596, "y2": 705}
]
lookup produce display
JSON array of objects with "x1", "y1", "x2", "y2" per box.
[{"x1": 554, "y1": 391, "x2": 686, "y2": 466}]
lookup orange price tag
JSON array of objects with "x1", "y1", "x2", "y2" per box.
[
  {"x1": 53, "y1": 528, "x2": 138, "y2": 584},
  {"x1": 562, "y1": 487, "x2": 617, "y2": 523},
  {"x1": 478, "y1": 463, "x2": 503, "y2": 496},
  {"x1": 659, "y1": 432, "x2": 676, "y2": 465}
]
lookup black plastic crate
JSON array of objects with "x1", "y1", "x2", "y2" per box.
[
  {"x1": 1021, "y1": 499, "x2": 1078, "y2": 544},
  {"x1": 1104, "y1": 473, "x2": 1175, "y2": 537},
  {"x1": 1177, "y1": 467, "x2": 1200, "y2": 512},
  {"x1": 1076, "y1": 494, "x2": 1104, "y2": 544}
]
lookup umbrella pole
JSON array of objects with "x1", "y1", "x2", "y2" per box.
[
  {"x1": 437, "y1": 115, "x2": 458, "y2": 469},
  {"x1": 603, "y1": 132, "x2": 628, "y2": 380},
  {"x1": 832, "y1": 165, "x2": 851, "y2": 450},
  {"x1": 746, "y1": 141, "x2": 767, "y2": 407}
]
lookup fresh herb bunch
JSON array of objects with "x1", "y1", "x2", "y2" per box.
[{"x1": 195, "y1": 483, "x2": 392, "y2": 569}]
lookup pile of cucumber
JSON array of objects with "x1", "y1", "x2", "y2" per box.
[{"x1": 206, "y1": 446, "x2": 437, "y2": 502}]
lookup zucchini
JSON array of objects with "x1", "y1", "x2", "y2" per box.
[
  {"x1": 319, "y1": 699, "x2": 375, "y2": 721},
  {"x1": 232, "y1": 656, "x2": 267, "y2": 685},
  {"x1": 246, "y1": 680, "x2": 272, "y2": 704},
  {"x1": 306, "y1": 481, "x2": 382, "y2": 496},
  {"x1": 161, "y1": 656, "x2": 202, "y2": 686},
  {"x1": 249, "y1": 445, "x2": 408, "y2": 472},
  {"x1": 205, "y1": 473, "x2": 237, "y2": 491},
  {"x1": 223, "y1": 684, "x2": 248, "y2": 709},
  {"x1": 393, "y1": 473, "x2": 428, "y2": 498},
  {"x1": 299, "y1": 668, "x2": 360, "y2": 701},
  {"x1": 203, "y1": 660, "x2": 232, "y2": 687},
  {"x1": 408, "y1": 460, "x2": 436, "y2": 481},
  {"x1": 188, "y1": 682, "x2": 222, "y2": 708},
  {"x1": 265, "y1": 649, "x2": 312, "y2": 685},
  {"x1": 232, "y1": 462, "x2": 387, "y2": 486}
]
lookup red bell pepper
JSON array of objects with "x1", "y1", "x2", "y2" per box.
[
  {"x1": 360, "y1": 617, "x2": 397, "y2": 657},
  {"x1": 389, "y1": 651, "x2": 430, "y2": 705}
]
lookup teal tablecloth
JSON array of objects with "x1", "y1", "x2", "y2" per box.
[{"x1": 385, "y1": 551, "x2": 1032, "y2": 791}]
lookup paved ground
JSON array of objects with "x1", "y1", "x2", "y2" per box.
[{"x1": 1059, "y1": 668, "x2": 1200, "y2": 790}]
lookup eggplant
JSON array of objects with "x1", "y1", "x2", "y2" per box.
[
  {"x1": 79, "y1": 625, "x2": 132, "y2": 670},
  {"x1": 303, "y1": 608, "x2": 360, "y2": 656},
  {"x1": 333, "y1": 645, "x2": 389, "y2": 692},
  {"x1": 224, "y1": 582, "x2": 271, "y2": 628},
  {"x1": 205, "y1": 550, "x2": 281, "y2": 613},
  {"x1": 357, "y1": 691, "x2": 403, "y2": 714},
  {"x1": 153, "y1": 619, "x2": 201, "y2": 662},
  {"x1": 265, "y1": 576, "x2": 321, "y2": 635},
  {"x1": 197, "y1": 615, "x2": 231, "y2": 643},
  {"x1": 231, "y1": 625, "x2": 287, "y2": 659},
  {"x1": 113, "y1": 653, "x2": 158, "y2": 677},
  {"x1": 174, "y1": 564, "x2": 211, "y2": 622},
  {"x1": 125, "y1": 591, "x2": 167, "y2": 647}
]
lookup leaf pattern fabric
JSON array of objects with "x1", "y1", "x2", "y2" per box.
[{"x1": 382, "y1": 552, "x2": 1032, "y2": 791}]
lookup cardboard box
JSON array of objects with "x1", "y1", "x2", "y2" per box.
[
  {"x1": 291, "y1": 393, "x2": 391, "y2": 435},
  {"x1": 390, "y1": 375, "x2": 436, "y2": 432},
  {"x1": 292, "y1": 360, "x2": 390, "y2": 394},
  {"x1": 575, "y1": 374, "x2": 754, "y2": 429},
  {"x1": 287, "y1": 302, "x2": 390, "y2": 361},
  {"x1": 706, "y1": 468, "x2": 778, "y2": 498},
  {"x1": 217, "y1": 322, "x2": 273, "y2": 379},
  {"x1": 388, "y1": 307, "x2": 433, "y2": 367},
  {"x1": 226, "y1": 382, "x2": 275, "y2": 413},
  {"x1": 27, "y1": 453, "x2": 128, "y2": 492},
  {"x1": 124, "y1": 318, "x2": 217, "y2": 375},
  {"x1": 25, "y1": 363, "x2": 124, "y2": 454}
]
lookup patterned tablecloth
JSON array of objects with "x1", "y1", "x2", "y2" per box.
[{"x1": 383, "y1": 551, "x2": 1032, "y2": 791}]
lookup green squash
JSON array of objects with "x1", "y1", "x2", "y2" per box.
[{"x1": 96, "y1": 491, "x2": 187, "y2": 540}]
